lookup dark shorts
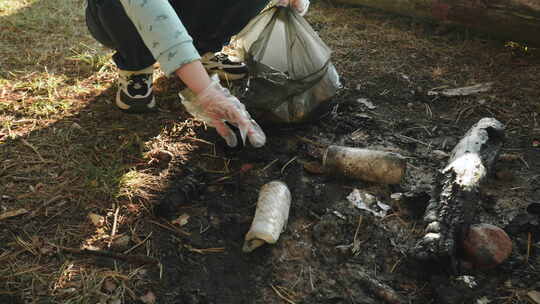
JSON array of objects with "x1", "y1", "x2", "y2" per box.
[{"x1": 85, "y1": 0, "x2": 269, "y2": 70}]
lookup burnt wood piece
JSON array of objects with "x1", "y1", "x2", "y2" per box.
[
  {"x1": 341, "y1": 264, "x2": 406, "y2": 304},
  {"x1": 413, "y1": 118, "x2": 505, "y2": 270},
  {"x1": 331, "y1": 0, "x2": 540, "y2": 47}
]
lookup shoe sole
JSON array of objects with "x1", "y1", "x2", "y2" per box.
[
  {"x1": 212, "y1": 69, "x2": 247, "y2": 81},
  {"x1": 202, "y1": 60, "x2": 247, "y2": 81},
  {"x1": 116, "y1": 89, "x2": 157, "y2": 114}
]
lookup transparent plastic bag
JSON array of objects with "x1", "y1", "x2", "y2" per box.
[{"x1": 234, "y1": 6, "x2": 341, "y2": 124}]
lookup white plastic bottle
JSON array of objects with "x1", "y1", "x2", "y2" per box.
[{"x1": 243, "y1": 181, "x2": 291, "y2": 253}]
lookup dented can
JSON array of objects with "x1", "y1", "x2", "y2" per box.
[
  {"x1": 322, "y1": 145, "x2": 406, "y2": 184},
  {"x1": 243, "y1": 181, "x2": 291, "y2": 253}
]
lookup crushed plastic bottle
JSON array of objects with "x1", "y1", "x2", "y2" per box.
[{"x1": 243, "y1": 181, "x2": 291, "y2": 252}]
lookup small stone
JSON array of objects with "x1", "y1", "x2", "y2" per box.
[{"x1": 461, "y1": 224, "x2": 512, "y2": 269}]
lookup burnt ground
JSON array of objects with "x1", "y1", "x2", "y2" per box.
[
  {"x1": 141, "y1": 3, "x2": 540, "y2": 304},
  {"x1": 1, "y1": 1, "x2": 540, "y2": 304}
]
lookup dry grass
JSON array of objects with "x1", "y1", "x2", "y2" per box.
[{"x1": 0, "y1": 1, "x2": 206, "y2": 303}]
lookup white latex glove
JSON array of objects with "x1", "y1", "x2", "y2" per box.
[
  {"x1": 180, "y1": 76, "x2": 266, "y2": 148},
  {"x1": 275, "y1": 0, "x2": 310, "y2": 16}
]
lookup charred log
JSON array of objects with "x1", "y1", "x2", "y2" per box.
[
  {"x1": 340, "y1": 264, "x2": 406, "y2": 304},
  {"x1": 330, "y1": 0, "x2": 540, "y2": 47},
  {"x1": 413, "y1": 118, "x2": 505, "y2": 270}
]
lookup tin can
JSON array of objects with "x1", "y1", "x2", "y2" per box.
[{"x1": 323, "y1": 145, "x2": 406, "y2": 184}]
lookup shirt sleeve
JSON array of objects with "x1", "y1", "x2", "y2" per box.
[{"x1": 119, "y1": 0, "x2": 201, "y2": 76}]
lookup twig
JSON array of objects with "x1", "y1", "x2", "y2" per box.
[
  {"x1": 349, "y1": 265, "x2": 405, "y2": 304},
  {"x1": 519, "y1": 156, "x2": 530, "y2": 169},
  {"x1": 109, "y1": 207, "x2": 120, "y2": 249},
  {"x1": 20, "y1": 138, "x2": 46, "y2": 162},
  {"x1": 352, "y1": 216, "x2": 363, "y2": 255},
  {"x1": 0, "y1": 209, "x2": 29, "y2": 221},
  {"x1": 51, "y1": 243, "x2": 159, "y2": 266},
  {"x1": 309, "y1": 266, "x2": 315, "y2": 291},
  {"x1": 0, "y1": 163, "x2": 17, "y2": 177},
  {"x1": 208, "y1": 165, "x2": 251, "y2": 184},
  {"x1": 395, "y1": 134, "x2": 431, "y2": 147},
  {"x1": 526, "y1": 232, "x2": 532, "y2": 264},
  {"x1": 270, "y1": 284, "x2": 296, "y2": 304},
  {"x1": 183, "y1": 244, "x2": 225, "y2": 254},
  {"x1": 28, "y1": 195, "x2": 63, "y2": 218},
  {"x1": 149, "y1": 219, "x2": 191, "y2": 237},
  {"x1": 260, "y1": 158, "x2": 279, "y2": 172},
  {"x1": 424, "y1": 103, "x2": 433, "y2": 119},
  {"x1": 390, "y1": 258, "x2": 402, "y2": 273},
  {"x1": 123, "y1": 232, "x2": 152, "y2": 254},
  {"x1": 183, "y1": 136, "x2": 216, "y2": 155},
  {"x1": 295, "y1": 136, "x2": 327, "y2": 148},
  {"x1": 281, "y1": 156, "x2": 298, "y2": 175}
]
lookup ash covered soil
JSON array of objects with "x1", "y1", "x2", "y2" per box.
[{"x1": 144, "y1": 3, "x2": 540, "y2": 304}]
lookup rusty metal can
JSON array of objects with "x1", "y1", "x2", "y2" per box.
[{"x1": 322, "y1": 145, "x2": 406, "y2": 184}]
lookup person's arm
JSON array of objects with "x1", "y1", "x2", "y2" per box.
[
  {"x1": 175, "y1": 61, "x2": 211, "y2": 95},
  {"x1": 118, "y1": 0, "x2": 200, "y2": 76},
  {"x1": 118, "y1": 0, "x2": 266, "y2": 148},
  {"x1": 118, "y1": 0, "x2": 212, "y2": 94}
]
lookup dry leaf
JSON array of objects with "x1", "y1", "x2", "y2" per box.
[
  {"x1": 140, "y1": 291, "x2": 156, "y2": 304},
  {"x1": 172, "y1": 214, "x2": 190, "y2": 226},
  {"x1": 88, "y1": 213, "x2": 105, "y2": 227}
]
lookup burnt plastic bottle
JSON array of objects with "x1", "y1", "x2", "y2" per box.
[{"x1": 243, "y1": 181, "x2": 291, "y2": 252}]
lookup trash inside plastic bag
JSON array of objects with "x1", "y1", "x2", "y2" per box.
[{"x1": 232, "y1": 6, "x2": 341, "y2": 124}]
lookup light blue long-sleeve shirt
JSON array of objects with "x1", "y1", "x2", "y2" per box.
[{"x1": 119, "y1": 0, "x2": 201, "y2": 76}]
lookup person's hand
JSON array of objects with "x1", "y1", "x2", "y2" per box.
[
  {"x1": 181, "y1": 77, "x2": 266, "y2": 148},
  {"x1": 275, "y1": 0, "x2": 310, "y2": 16}
]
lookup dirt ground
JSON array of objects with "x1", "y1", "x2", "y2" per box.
[{"x1": 1, "y1": 1, "x2": 540, "y2": 304}]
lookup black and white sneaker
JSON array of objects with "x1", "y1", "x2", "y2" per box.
[
  {"x1": 116, "y1": 67, "x2": 156, "y2": 113},
  {"x1": 201, "y1": 52, "x2": 248, "y2": 81}
]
